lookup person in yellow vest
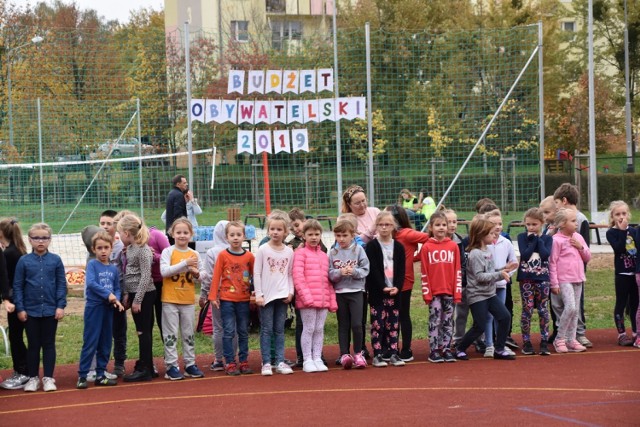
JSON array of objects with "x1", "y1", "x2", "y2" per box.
[{"x1": 398, "y1": 188, "x2": 436, "y2": 230}]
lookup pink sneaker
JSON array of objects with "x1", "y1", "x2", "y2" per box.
[
  {"x1": 553, "y1": 339, "x2": 568, "y2": 353},
  {"x1": 353, "y1": 352, "x2": 367, "y2": 369},
  {"x1": 340, "y1": 354, "x2": 354, "y2": 370},
  {"x1": 634, "y1": 337, "x2": 640, "y2": 348},
  {"x1": 566, "y1": 340, "x2": 587, "y2": 352}
]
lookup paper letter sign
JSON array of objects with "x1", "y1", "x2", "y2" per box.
[
  {"x1": 228, "y1": 70, "x2": 245, "y2": 94},
  {"x1": 221, "y1": 100, "x2": 238, "y2": 124},
  {"x1": 283, "y1": 70, "x2": 299, "y2": 94},
  {"x1": 317, "y1": 68, "x2": 334, "y2": 92},
  {"x1": 266, "y1": 70, "x2": 283, "y2": 94},
  {"x1": 238, "y1": 101, "x2": 255, "y2": 124},
  {"x1": 300, "y1": 70, "x2": 316, "y2": 93},
  {"x1": 190, "y1": 99, "x2": 205, "y2": 123},
  {"x1": 292, "y1": 129, "x2": 309, "y2": 153},
  {"x1": 271, "y1": 101, "x2": 287, "y2": 124},
  {"x1": 303, "y1": 100, "x2": 319, "y2": 123},
  {"x1": 205, "y1": 99, "x2": 222, "y2": 123},
  {"x1": 254, "y1": 101, "x2": 270, "y2": 124},
  {"x1": 273, "y1": 130, "x2": 291, "y2": 154},
  {"x1": 248, "y1": 70, "x2": 265, "y2": 94},
  {"x1": 237, "y1": 130, "x2": 254, "y2": 154},
  {"x1": 287, "y1": 100, "x2": 303, "y2": 124},
  {"x1": 255, "y1": 130, "x2": 272, "y2": 154},
  {"x1": 319, "y1": 98, "x2": 335, "y2": 122}
]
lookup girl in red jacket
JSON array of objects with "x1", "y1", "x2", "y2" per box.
[
  {"x1": 420, "y1": 211, "x2": 462, "y2": 363},
  {"x1": 293, "y1": 220, "x2": 337, "y2": 373}
]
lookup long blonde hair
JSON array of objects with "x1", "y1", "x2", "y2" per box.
[
  {"x1": 608, "y1": 200, "x2": 630, "y2": 227},
  {"x1": 117, "y1": 214, "x2": 149, "y2": 246}
]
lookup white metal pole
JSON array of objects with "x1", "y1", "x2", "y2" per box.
[
  {"x1": 37, "y1": 98, "x2": 44, "y2": 223},
  {"x1": 184, "y1": 21, "x2": 194, "y2": 188},
  {"x1": 587, "y1": 0, "x2": 598, "y2": 218},
  {"x1": 332, "y1": 0, "x2": 343, "y2": 213},
  {"x1": 137, "y1": 98, "x2": 144, "y2": 217},
  {"x1": 538, "y1": 21, "x2": 546, "y2": 198},
  {"x1": 624, "y1": 0, "x2": 634, "y2": 172},
  {"x1": 365, "y1": 22, "x2": 375, "y2": 206}
]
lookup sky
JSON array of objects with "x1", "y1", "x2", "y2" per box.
[{"x1": 60, "y1": 0, "x2": 164, "y2": 24}]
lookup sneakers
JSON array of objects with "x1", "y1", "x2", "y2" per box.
[
  {"x1": 618, "y1": 334, "x2": 634, "y2": 347},
  {"x1": 340, "y1": 354, "x2": 354, "y2": 370},
  {"x1": 389, "y1": 354, "x2": 406, "y2": 366},
  {"x1": 428, "y1": 351, "x2": 444, "y2": 363},
  {"x1": 442, "y1": 349, "x2": 457, "y2": 363},
  {"x1": 504, "y1": 346, "x2": 516, "y2": 356},
  {"x1": 0, "y1": 372, "x2": 30, "y2": 390},
  {"x1": 295, "y1": 357, "x2": 304, "y2": 368},
  {"x1": 539, "y1": 339, "x2": 551, "y2": 356},
  {"x1": 164, "y1": 366, "x2": 184, "y2": 381},
  {"x1": 634, "y1": 337, "x2": 640, "y2": 348},
  {"x1": 239, "y1": 361, "x2": 253, "y2": 374},
  {"x1": 77, "y1": 377, "x2": 88, "y2": 389},
  {"x1": 576, "y1": 335, "x2": 593, "y2": 348},
  {"x1": 553, "y1": 339, "x2": 568, "y2": 353},
  {"x1": 88, "y1": 370, "x2": 117, "y2": 381},
  {"x1": 225, "y1": 362, "x2": 241, "y2": 376},
  {"x1": 123, "y1": 370, "x2": 152, "y2": 382},
  {"x1": 566, "y1": 340, "x2": 587, "y2": 352},
  {"x1": 95, "y1": 376, "x2": 118, "y2": 386},
  {"x1": 399, "y1": 349, "x2": 414, "y2": 362},
  {"x1": 505, "y1": 337, "x2": 519, "y2": 349},
  {"x1": 303, "y1": 360, "x2": 318, "y2": 373},
  {"x1": 113, "y1": 365, "x2": 125, "y2": 377},
  {"x1": 261, "y1": 363, "x2": 273, "y2": 376},
  {"x1": 276, "y1": 362, "x2": 294, "y2": 375},
  {"x1": 283, "y1": 359, "x2": 296, "y2": 367},
  {"x1": 522, "y1": 341, "x2": 535, "y2": 355},
  {"x1": 24, "y1": 377, "x2": 40, "y2": 392},
  {"x1": 353, "y1": 352, "x2": 367, "y2": 369},
  {"x1": 493, "y1": 350, "x2": 516, "y2": 360},
  {"x1": 42, "y1": 377, "x2": 57, "y2": 392},
  {"x1": 372, "y1": 355, "x2": 388, "y2": 367},
  {"x1": 185, "y1": 364, "x2": 204, "y2": 378},
  {"x1": 454, "y1": 350, "x2": 469, "y2": 361},
  {"x1": 210, "y1": 360, "x2": 225, "y2": 371},
  {"x1": 483, "y1": 346, "x2": 495, "y2": 358},
  {"x1": 473, "y1": 340, "x2": 486, "y2": 353},
  {"x1": 313, "y1": 359, "x2": 328, "y2": 372},
  {"x1": 87, "y1": 370, "x2": 97, "y2": 381}
]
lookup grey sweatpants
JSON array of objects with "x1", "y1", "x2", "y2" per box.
[{"x1": 162, "y1": 302, "x2": 196, "y2": 368}]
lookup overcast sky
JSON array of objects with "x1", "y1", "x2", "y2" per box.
[{"x1": 55, "y1": 0, "x2": 164, "y2": 24}]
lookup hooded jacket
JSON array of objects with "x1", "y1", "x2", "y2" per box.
[
  {"x1": 293, "y1": 243, "x2": 337, "y2": 311},
  {"x1": 419, "y1": 237, "x2": 462, "y2": 304}
]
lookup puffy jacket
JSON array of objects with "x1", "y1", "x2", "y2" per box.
[{"x1": 293, "y1": 244, "x2": 337, "y2": 312}]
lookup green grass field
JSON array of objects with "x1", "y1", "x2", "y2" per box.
[{"x1": 0, "y1": 266, "x2": 620, "y2": 371}]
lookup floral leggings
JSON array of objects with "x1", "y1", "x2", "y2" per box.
[
  {"x1": 428, "y1": 295, "x2": 454, "y2": 352},
  {"x1": 519, "y1": 280, "x2": 550, "y2": 342},
  {"x1": 370, "y1": 298, "x2": 400, "y2": 356}
]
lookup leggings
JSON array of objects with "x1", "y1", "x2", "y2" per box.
[
  {"x1": 399, "y1": 289, "x2": 413, "y2": 351},
  {"x1": 557, "y1": 283, "x2": 582, "y2": 342},
  {"x1": 519, "y1": 280, "x2": 550, "y2": 342},
  {"x1": 7, "y1": 310, "x2": 28, "y2": 375},
  {"x1": 336, "y1": 292, "x2": 364, "y2": 355},
  {"x1": 130, "y1": 290, "x2": 156, "y2": 374},
  {"x1": 428, "y1": 295, "x2": 454, "y2": 352},
  {"x1": 25, "y1": 316, "x2": 58, "y2": 378},
  {"x1": 299, "y1": 308, "x2": 328, "y2": 361},
  {"x1": 370, "y1": 298, "x2": 400, "y2": 356},
  {"x1": 152, "y1": 280, "x2": 164, "y2": 342},
  {"x1": 614, "y1": 274, "x2": 639, "y2": 334}
]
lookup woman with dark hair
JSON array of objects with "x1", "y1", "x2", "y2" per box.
[
  {"x1": 386, "y1": 205, "x2": 429, "y2": 362},
  {"x1": 341, "y1": 185, "x2": 380, "y2": 244}
]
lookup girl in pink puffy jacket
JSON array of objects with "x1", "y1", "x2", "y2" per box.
[{"x1": 293, "y1": 220, "x2": 337, "y2": 373}]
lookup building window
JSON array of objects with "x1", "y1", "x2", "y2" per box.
[
  {"x1": 562, "y1": 21, "x2": 576, "y2": 32},
  {"x1": 271, "y1": 20, "x2": 303, "y2": 50},
  {"x1": 231, "y1": 20, "x2": 249, "y2": 42},
  {"x1": 266, "y1": 0, "x2": 286, "y2": 13}
]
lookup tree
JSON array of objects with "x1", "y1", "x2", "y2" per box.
[{"x1": 346, "y1": 109, "x2": 388, "y2": 162}]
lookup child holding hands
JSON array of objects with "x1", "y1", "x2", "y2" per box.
[
  {"x1": 549, "y1": 208, "x2": 591, "y2": 353},
  {"x1": 160, "y1": 218, "x2": 206, "y2": 380},
  {"x1": 77, "y1": 232, "x2": 124, "y2": 389}
]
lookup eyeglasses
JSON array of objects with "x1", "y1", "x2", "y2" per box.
[{"x1": 29, "y1": 236, "x2": 51, "y2": 241}]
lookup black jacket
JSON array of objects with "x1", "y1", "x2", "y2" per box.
[
  {"x1": 165, "y1": 187, "x2": 187, "y2": 231},
  {"x1": 365, "y1": 239, "x2": 405, "y2": 306}
]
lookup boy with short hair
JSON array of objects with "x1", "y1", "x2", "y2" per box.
[
  {"x1": 77, "y1": 232, "x2": 124, "y2": 389},
  {"x1": 552, "y1": 183, "x2": 592, "y2": 347}
]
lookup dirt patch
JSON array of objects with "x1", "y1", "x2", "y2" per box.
[{"x1": 589, "y1": 253, "x2": 614, "y2": 270}]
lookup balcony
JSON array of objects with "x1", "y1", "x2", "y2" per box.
[{"x1": 266, "y1": 0, "x2": 328, "y2": 16}]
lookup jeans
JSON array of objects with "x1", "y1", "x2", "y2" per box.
[
  {"x1": 456, "y1": 295, "x2": 511, "y2": 353},
  {"x1": 484, "y1": 287, "x2": 507, "y2": 347},
  {"x1": 25, "y1": 316, "x2": 58, "y2": 378},
  {"x1": 259, "y1": 299, "x2": 287, "y2": 365},
  {"x1": 220, "y1": 300, "x2": 249, "y2": 363}
]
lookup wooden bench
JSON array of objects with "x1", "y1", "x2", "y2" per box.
[
  {"x1": 507, "y1": 221, "x2": 526, "y2": 235},
  {"x1": 244, "y1": 213, "x2": 266, "y2": 228}
]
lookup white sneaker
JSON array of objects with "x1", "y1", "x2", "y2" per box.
[
  {"x1": 276, "y1": 362, "x2": 293, "y2": 375},
  {"x1": 0, "y1": 372, "x2": 30, "y2": 390},
  {"x1": 87, "y1": 370, "x2": 97, "y2": 381},
  {"x1": 261, "y1": 363, "x2": 273, "y2": 376},
  {"x1": 42, "y1": 377, "x2": 57, "y2": 392},
  {"x1": 302, "y1": 360, "x2": 317, "y2": 373},
  {"x1": 24, "y1": 377, "x2": 40, "y2": 392},
  {"x1": 484, "y1": 346, "x2": 495, "y2": 358},
  {"x1": 103, "y1": 371, "x2": 118, "y2": 380},
  {"x1": 313, "y1": 359, "x2": 328, "y2": 372},
  {"x1": 503, "y1": 347, "x2": 516, "y2": 356}
]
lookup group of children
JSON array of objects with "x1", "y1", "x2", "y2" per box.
[{"x1": 0, "y1": 182, "x2": 637, "y2": 391}]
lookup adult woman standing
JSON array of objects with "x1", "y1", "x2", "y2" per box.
[
  {"x1": 342, "y1": 185, "x2": 380, "y2": 244},
  {"x1": 341, "y1": 185, "x2": 380, "y2": 359}
]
